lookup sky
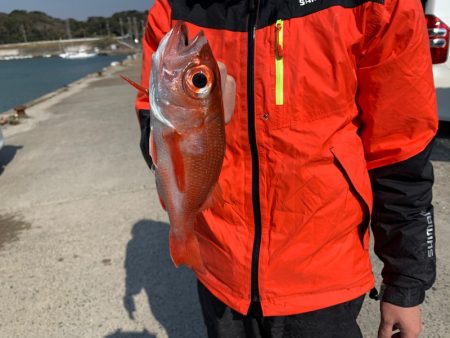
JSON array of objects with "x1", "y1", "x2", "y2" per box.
[{"x1": 1, "y1": 0, "x2": 155, "y2": 20}]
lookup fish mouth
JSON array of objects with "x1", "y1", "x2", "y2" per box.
[
  {"x1": 177, "y1": 22, "x2": 189, "y2": 49},
  {"x1": 169, "y1": 21, "x2": 206, "y2": 54}
]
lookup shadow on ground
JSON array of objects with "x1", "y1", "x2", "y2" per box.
[
  {"x1": 106, "y1": 220, "x2": 205, "y2": 338},
  {"x1": 105, "y1": 329, "x2": 154, "y2": 338},
  {"x1": 431, "y1": 121, "x2": 450, "y2": 162},
  {"x1": 0, "y1": 145, "x2": 23, "y2": 175}
]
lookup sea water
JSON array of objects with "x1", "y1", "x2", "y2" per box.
[{"x1": 0, "y1": 55, "x2": 128, "y2": 114}]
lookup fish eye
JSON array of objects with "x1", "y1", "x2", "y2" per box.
[
  {"x1": 184, "y1": 65, "x2": 214, "y2": 98},
  {"x1": 192, "y1": 72, "x2": 208, "y2": 89}
]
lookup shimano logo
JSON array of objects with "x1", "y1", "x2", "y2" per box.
[
  {"x1": 299, "y1": 0, "x2": 317, "y2": 6},
  {"x1": 421, "y1": 211, "x2": 434, "y2": 258}
]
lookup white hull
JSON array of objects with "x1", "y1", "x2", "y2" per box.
[{"x1": 59, "y1": 51, "x2": 97, "y2": 59}]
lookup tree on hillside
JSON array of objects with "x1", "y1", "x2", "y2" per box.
[{"x1": 0, "y1": 9, "x2": 147, "y2": 44}]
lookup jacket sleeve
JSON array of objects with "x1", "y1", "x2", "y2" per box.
[
  {"x1": 356, "y1": 0, "x2": 438, "y2": 306},
  {"x1": 135, "y1": 0, "x2": 172, "y2": 169},
  {"x1": 369, "y1": 141, "x2": 436, "y2": 307}
]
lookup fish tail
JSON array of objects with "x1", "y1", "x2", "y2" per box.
[{"x1": 169, "y1": 231, "x2": 205, "y2": 273}]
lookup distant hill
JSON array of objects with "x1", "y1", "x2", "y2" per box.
[{"x1": 0, "y1": 10, "x2": 148, "y2": 44}]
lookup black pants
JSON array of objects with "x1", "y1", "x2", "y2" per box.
[{"x1": 197, "y1": 282, "x2": 365, "y2": 338}]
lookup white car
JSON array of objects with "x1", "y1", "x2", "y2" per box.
[{"x1": 424, "y1": 0, "x2": 450, "y2": 121}]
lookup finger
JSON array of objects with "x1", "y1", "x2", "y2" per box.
[
  {"x1": 378, "y1": 322, "x2": 395, "y2": 338},
  {"x1": 397, "y1": 320, "x2": 422, "y2": 338},
  {"x1": 218, "y1": 61, "x2": 227, "y2": 94},
  {"x1": 223, "y1": 75, "x2": 236, "y2": 124},
  {"x1": 217, "y1": 61, "x2": 236, "y2": 124},
  {"x1": 399, "y1": 330, "x2": 420, "y2": 338}
]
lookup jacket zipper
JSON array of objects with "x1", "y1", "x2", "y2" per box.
[
  {"x1": 275, "y1": 19, "x2": 284, "y2": 105},
  {"x1": 247, "y1": 0, "x2": 263, "y2": 307}
]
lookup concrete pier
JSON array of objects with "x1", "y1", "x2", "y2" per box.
[{"x1": 0, "y1": 59, "x2": 449, "y2": 337}]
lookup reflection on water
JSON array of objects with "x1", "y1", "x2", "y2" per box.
[{"x1": 0, "y1": 55, "x2": 128, "y2": 113}]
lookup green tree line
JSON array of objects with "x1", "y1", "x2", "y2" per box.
[{"x1": 0, "y1": 10, "x2": 148, "y2": 44}]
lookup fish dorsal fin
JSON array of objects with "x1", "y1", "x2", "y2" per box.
[
  {"x1": 200, "y1": 183, "x2": 224, "y2": 211},
  {"x1": 163, "y1": 130, "x2": 186, "y2": 192}
]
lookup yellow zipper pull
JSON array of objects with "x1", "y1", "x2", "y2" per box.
[
  {"x1": 275, "y1": 19, "x2": 284, "y2": 106},
  {"x1": 275, "y1": 21, "x2": 284, "y2": 58}
]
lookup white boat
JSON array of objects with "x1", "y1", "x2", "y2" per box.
[
  {"x1": 59, "y1": 48, "x2": 97, "y2": 59},
  {"x1": 0, "y1": 55, "x2": 33, "y2": 61}
]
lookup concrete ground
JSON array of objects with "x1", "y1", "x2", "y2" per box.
[{"x1": 0, "y1": 59, "x2": 449, "y2": 338}]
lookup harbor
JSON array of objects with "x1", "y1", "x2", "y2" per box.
[
  {"x1": 0, "y1": 56, "x2": 449, "y2": 337},
  {"x1": 0, "y1": 36, "x2": 137, "y2": 61},
  {"x1": 0, "y1": 54, "x2": 130, "y2": 115}
]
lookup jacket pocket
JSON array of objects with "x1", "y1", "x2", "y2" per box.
[{"x1": 330, "y1": 143, "x2": 373, "y2": 249}]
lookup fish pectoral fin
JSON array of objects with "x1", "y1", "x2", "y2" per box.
[
  {"x1": 149, "y1": 127, "x2": 157, "y2": 168},
  {"x1": 163, "y1": 130, "x2": 186, "y2": 192},
  {"x1": 200, "y1": 183, "x2": 224, "y2": 211}
]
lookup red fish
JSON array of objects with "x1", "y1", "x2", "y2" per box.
[
  {"x1": 126, "y1": 22, "x2": 226, "y2": 272},
  {"x1": 151, "y1": 22, "x2": 227, "y2": 272}
]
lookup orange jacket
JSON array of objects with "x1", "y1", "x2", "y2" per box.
[{"x1": 136, "y1": 0, "x2": 438, "y2": 316}]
